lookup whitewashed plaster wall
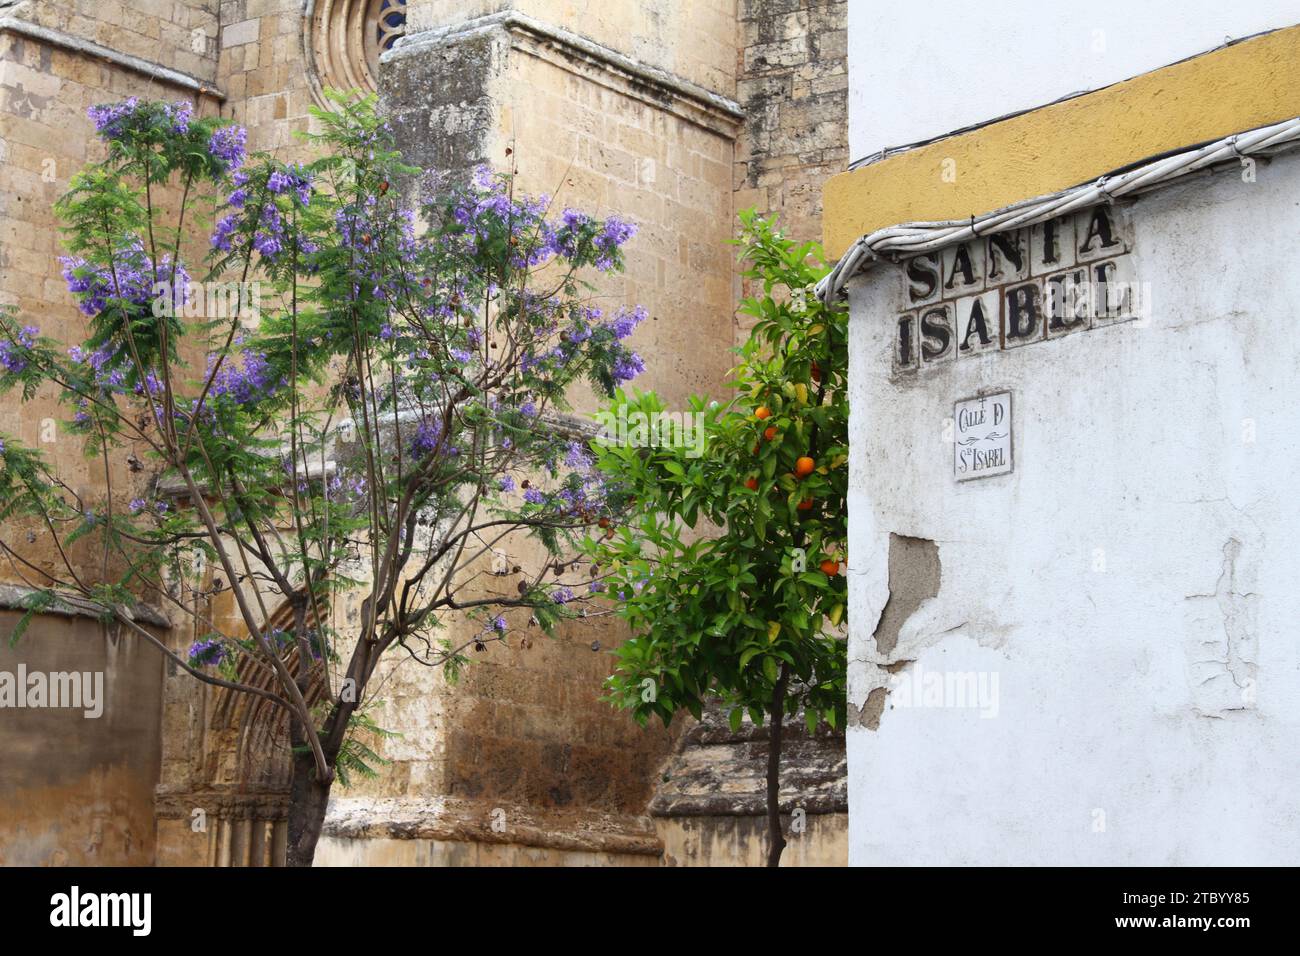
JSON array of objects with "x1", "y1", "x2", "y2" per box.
[
  {"x1": 847, "y1": 0, "x2": 1300, "y2": 160},
  {"x1": 844, "y1": 152, "x2": 1300, "y2": 864}
]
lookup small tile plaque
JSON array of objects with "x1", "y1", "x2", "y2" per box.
[{"x1": 954, "y1": 392, "x2": 1013, "y2": 481}]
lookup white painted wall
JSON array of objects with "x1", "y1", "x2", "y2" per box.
[
  {"x1": 848, "y1": 0, "x2": 1300, "y2": 160},
  {"x1": 845, "y1": 151, "x2": 1300, "y2": 864}
]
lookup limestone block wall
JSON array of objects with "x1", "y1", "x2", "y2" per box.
[
  {"x1": 0, "y1": 4, "x2": 224, "y2": 865},
  {"x1": 0, "y1": 1, "x2": 223, "y2": 591},
  {"x1": 0, "y1": 609, "x2": 165, "y2": 865},
  {"x1": 734, "y1": 0, "x2": 847, "y2": 334},
  {"x1": 217, "y1": 0, "x2": 319, "y2": 155}
]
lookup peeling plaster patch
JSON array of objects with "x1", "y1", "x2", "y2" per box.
[
  {"x1": 848, "y1": 534, "x2": 940, "y2": 729},
  {"x1": 1185, "y1": 536, "x2": 1259, "y2": 718},
  {"x1": 848, "y1": 686, "x2": 889, "y2": 731},
  {"x1": 873, "y1": 534, "x2": 941, "y2": 656}
]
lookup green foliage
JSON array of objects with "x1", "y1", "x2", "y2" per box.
[
  {"x1": 589, "y1": 210, "x2": 848, "y2": 732},
  {"x1": 332, "y1": 709, "x2": 399, "y2": 788}
]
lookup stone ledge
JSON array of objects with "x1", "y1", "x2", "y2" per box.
[
  {"x1": 386, "y1": 11, "x2": 744, "y2": 138},
  {"x1": 0, "y1": 15, "x2": 224, "y2": 100},
  {"x1": 323, "y1": 796, "x2": 664, "y2": 857},
  {"x1": 0, "y1": 582, "x2": 171, "y2": 629},
  {"x1": 649, "y1": 702, "x2": 848, "y2": 817}
]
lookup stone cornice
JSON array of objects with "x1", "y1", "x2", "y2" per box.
[
  {"x1": 0, "y1": 582, "x2": 171, "y2": 629},
  {"x1": 385, "y1": 10, "x2": 743, "y2": 138},
  {"x1": 0, "y1": 15, "x2": 224, "y2": 100},
  {"x1": 154, "y1": 785, "x2": 289, "y2": 819}
]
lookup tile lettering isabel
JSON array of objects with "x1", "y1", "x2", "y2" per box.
[{"x1": 894, "y1": 205, "x2": 1144, "y2": 374}]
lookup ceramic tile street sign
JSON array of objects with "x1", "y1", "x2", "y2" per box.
[
  {"x1": 894, "y1": 204, "x2": 1146, "y2": 375},
  {"x1": 954, "y1": 392, "x2": 1012, "y2": 481}
]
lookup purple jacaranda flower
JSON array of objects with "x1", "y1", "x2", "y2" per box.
[
  {"x1": 208, "y1": 349, "x2": 282, "y2": 406},
  {"x1": 411, "y1": 418, "x2": 442, "y2": 458},
  {"x1": 87, "y1": 97, "x2": 139, "y2": 139},
  {"x1": 490, "y1": 615, "x2": 507, "y2": 635},
  {"x1": 498, "y1": 475, "x2": 515, "y2": 493},
  {"x1": 608, "y1": 305, "x2": 646, "y2": 340},
  {"x1": 165, "y1": 100, "x2": 193, "y2": 133},
  {"x1": 210, "y1": 214, "x2": 240, "y2": 252},
  {"x1": 0, "y1": 324, "x2": 38, "y2": 374},
  {"x1": 209, "y1": 124, "x2": 247, "y2": 170},
  {"x1": 188, "y1": 638, "x2": 226, "y2": 668},
  {"x1": 523, "y1": 488, "x2": 545, "y2": 505},
  {"x1": 60, "y1": 242, "x2": 190, "y2": 320},
  {"x1": 593, "y1": 215, "x2": 636, "y2": 270},
  {"x1": 551, "y1": 587, "x2": 574, "y2": 605},
  {"x1": 267, "y1": 164, "x2": 313, "y2": 205},
  {"x1": 564, "y1": 441, "x2": 593, "y2": 471},
  {"x1": 611, "y1": 351, "x2": 645, "y2": 385},
  {"x1": 129, "y1": 498, "x2": 146, "y2": 514}
]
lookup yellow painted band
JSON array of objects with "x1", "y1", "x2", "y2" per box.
[{"x1": 823, "y1": 24, "x2": 1300, "y2": 259}]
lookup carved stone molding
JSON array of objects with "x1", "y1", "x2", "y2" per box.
[{"x1": 303, "y1": 0, "x2": 408, "y2": 107}]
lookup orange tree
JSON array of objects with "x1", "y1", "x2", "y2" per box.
[{"x1": 586, "y1": 211, "x2": 847, "y2": 866}]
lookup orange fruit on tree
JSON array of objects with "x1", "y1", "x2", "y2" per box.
[
  {"x1": 755, "y1": 406, "x2": 771, "y2": 420},
  {"x1": 794, "y1": 456, "x2": 815, "y2": 478},
  {"x1": 820, "y1": 559, "x2": 840, "y2": 576},
  {"x1": 744, "y1": 477, "x2": 759, "y2": 491},
  {"x1": 796, "y1": 498, "x2": 813, "y2": 511},
  {"x1": 763, "y1": 426, "x2": 778, "y2": 441}
]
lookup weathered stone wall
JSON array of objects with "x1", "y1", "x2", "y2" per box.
[
  {"x1": 734, "y1": 0, "x2": 847, "y2": 337},
  {"x1": 216, "y1": 0, "x2": 318, "y2": 155},
  {"x1": 406, "y1": 0, "x2": 738, "y2": 97},
  {"x1": 0, "y1": 610, "x2": 165, "y2": 865},
  {"x1": 0, "y1": 3, "x2": 221, "y2": 864},
  {"x1": 0, "y1": 1, "x2": 223, "y2": 592},
  {"x1": 650, "y1": 702, "x2": 847, "y2": 864}
]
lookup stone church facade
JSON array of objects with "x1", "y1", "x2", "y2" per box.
[{"x1": 0, "y1": 0, "x2": 847, "y2": 865}]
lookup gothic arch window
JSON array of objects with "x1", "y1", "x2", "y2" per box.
[{"x1": 304, "y1": 0, "x2": 407, "y2": 106}]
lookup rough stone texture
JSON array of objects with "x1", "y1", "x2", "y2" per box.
[
  {"x1": 733, "y1": 0, "x2": 847, "y2": 338},
  {"x1": 0, "y1": 612, "x2": 164, "y2": 865},
  {"x1": 381, "y1": 26, "x2": 504, "y2": 182},
  {"x1": 656, "y1": 811, "x2": 846, "y2": 866},
  {"x1": 649, "y1": 701, "x2": 846, "y2": 817},
  {"x1": 406, "y1": 0, "x2": 738, "y2": 98}
]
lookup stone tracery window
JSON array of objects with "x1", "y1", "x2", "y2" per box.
[
  {"x1": 305, "y1": 0, "x2": 407, "y2": 106},
  {"x1": 371, "y1": 0, "x2": 409, "y2": 62}
]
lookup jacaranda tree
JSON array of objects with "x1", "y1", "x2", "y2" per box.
[
  {"x1": 0, "y1": 92, "x2": 644, "y2": 865},
  {"x1": 587, "y1": 211, "x2": 848, "y2": 866}
]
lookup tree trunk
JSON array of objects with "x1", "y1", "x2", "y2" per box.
[
  {"x1": 286, "y1": 729, "x2": 333, "y2": 867},
  {"x1": 765, "y1": 664, "x2": 790, "y2": 868}
]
